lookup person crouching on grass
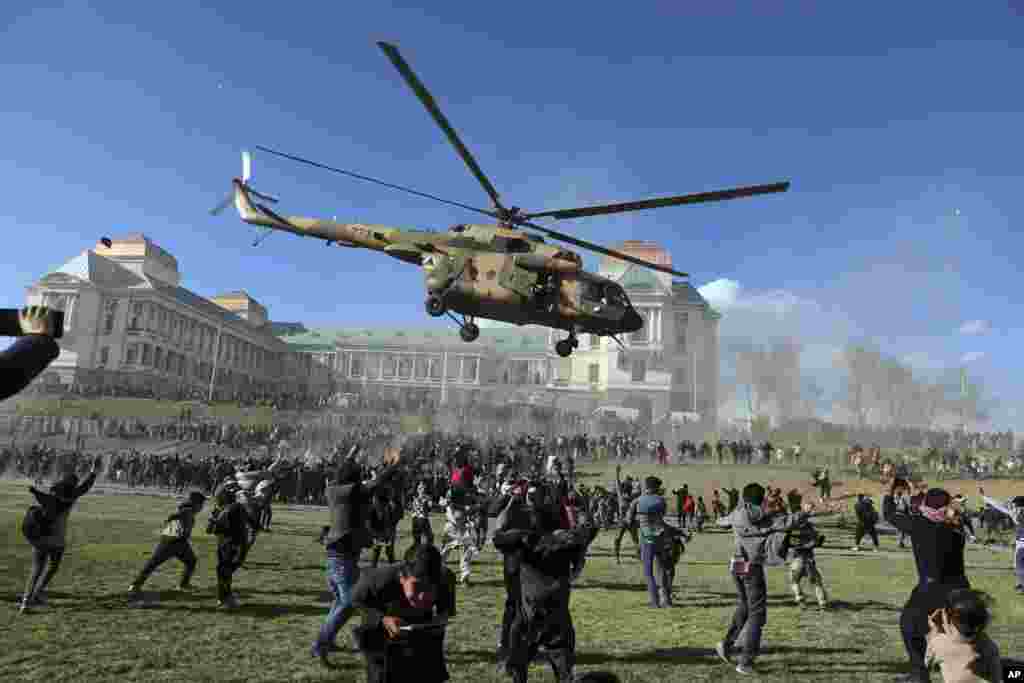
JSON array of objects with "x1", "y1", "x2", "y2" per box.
[
  {"x1": 128, "y1": 491, "x2": 206, "y2": 601},
  {"x1": 20, "y1": 466, "x2": 99, "y2": 613},
  {"x1": 351, "y1": 543, "x2": 456, "y2": 683}
]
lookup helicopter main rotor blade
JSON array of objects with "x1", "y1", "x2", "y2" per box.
[
  {"x1": 521, "y1": 220, "x2": 689, "y2": 279},
  {"x1": 377, "y1": 41, "x2": 507, "y2": 214},
  {"x1": 523, "y1": 181, "x2": 790, "y2": 221},
  {"x1": 253, "y1": 145, "x2": 499, "y2": 220}
]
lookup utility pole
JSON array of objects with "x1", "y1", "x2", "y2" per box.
[{"x1": 208, "y1": 325, "x2": 224, "y2": 403}]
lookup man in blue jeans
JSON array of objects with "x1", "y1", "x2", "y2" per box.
[
  {"x1": 627, "y1": 476, "x2": 684, "y2": 608},
  {"x1": 313, "y1": 445, "x2": 404, "y2": 666},
  {"x1": 715, "y1": 482, "x2": 811, "y2": 675}
]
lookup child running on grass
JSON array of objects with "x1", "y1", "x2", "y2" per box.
[{"x1": 128, "y1": 491, "x2": 207, "y2": 602}]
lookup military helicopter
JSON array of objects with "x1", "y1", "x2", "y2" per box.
[{"x1": 211, "y1": 42, "x2": 789, "y2": 357}]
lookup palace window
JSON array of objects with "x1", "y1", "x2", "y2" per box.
[
  {"x1": 125, "y1": 343, "x2": 139, "y2": 365},
  {"x1": 630, "y1": 308, "x2": 649, "y2": 344},
  {"x1": 103, "y1": 300, "x2": 118, "y2": 335},
  {"x1": 99, "y1": 347, "x2": 109, "y2": 366},
  {"x1": 415, "y1": 356, "x2": 428, "y2": 380},
  {"x1": 589, "y1": 363, "x2": 600, "y2": 384},
  {"x1": 382, "y1": 354, "x2": 396, "y2": 378},
  {"x1": 446, "y1": 354, "x2": 460, "y2": 380},
  {"x1": 463, "y1": 357, "x2": 478, "y2": 382},
  {"x1": 675, "y1": 312, "x2": 688, "y2": 353},
  {"x1": 130, "y1": 303, "x2": 143, "y2": 329},
  {"x1": 632, "y1": 359, "x2": 647, "y2": 383}
]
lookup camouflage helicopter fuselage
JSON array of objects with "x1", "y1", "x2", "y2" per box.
[{"x1": 233, "y1": 180, "x2": 643, "y2": 341}]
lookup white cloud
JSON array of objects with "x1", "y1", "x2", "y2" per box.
[
  {"x1": 958, "y1": 320, "x2": 989, "y2": 335},
  {"x1": 698, "y1": 278, "x2": 813, "y2": 316},
  {"x1": 961, "y1": 351, "x2": 986, "y2": 364}
]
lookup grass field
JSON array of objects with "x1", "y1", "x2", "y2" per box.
[{"x1": 1, "y1": 463, "x2": 1021, "y2": 683}]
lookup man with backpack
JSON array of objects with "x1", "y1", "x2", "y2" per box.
[
  {"x1": 207, "y1": 478, "x2": 252, "y2": 609},
  {"x1": 20, "y1": 465, "x2": 99, "y2": 613}
]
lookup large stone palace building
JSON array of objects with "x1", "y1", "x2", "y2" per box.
[{"x1": 22, "y1": 235, "x2": 720, "y2": 423}]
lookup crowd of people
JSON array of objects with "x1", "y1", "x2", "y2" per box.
[{"x1": 11, "y1": 417, "x2": 1022, "y2": 682}]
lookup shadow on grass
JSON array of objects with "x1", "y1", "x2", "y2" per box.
[
  {"x1": 826, "y1": 599, "x2": 900, "y2": 613},
  {"x1": 760, "y1": 645, "x2": 866, "y2": 656},
  {"x1": 578, "y1": 646, "x2": 716, "y2": 665},
  {"x1": 574, "y1": 581, "x2": 649, "y2": 593},
  {"x1": 152, "y1": 601, "x2": 328, "y2": 618},
  {"x1": 784, "y1": 660, "x2": 907, "y2": 675},
  {"x1": 245, "y1": 587, "x2": 333, "y2": 602}
]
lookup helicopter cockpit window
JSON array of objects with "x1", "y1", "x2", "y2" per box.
[
  {"x1": 449, "y1": 224, "x2": 467, "y2": 233},
  {"x1": 604, "y1": 284, "x2": 630, "y2": 308}
]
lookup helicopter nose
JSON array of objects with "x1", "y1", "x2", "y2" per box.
[{"x1": 623, "y1": 308, "x2": 644, "y2": 333}]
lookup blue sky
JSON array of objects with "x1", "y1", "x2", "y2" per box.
[{"x1": 3, "y1": 3, "x2": 1022, "y2": 429}]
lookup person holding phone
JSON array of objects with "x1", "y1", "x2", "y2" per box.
[
  {"x1": 715, "y1": 483, "x2": 812, "y2": 676},
  {"x1": 1, "y1": 306, "x2": 61, "y2": 401}
]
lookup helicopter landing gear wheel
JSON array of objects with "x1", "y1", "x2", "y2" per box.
[
  {"x1": 460, "y1": 322, "x2": 480, "y2": 343},
  {"x1": 555, "y1": 339, "x2": 573, "y2": 357},
  {"x1": 425, "y1": 295, "x2": 446, "y2": 317}
]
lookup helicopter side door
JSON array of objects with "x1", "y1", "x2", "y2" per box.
[{"x1": 496, "y1": 237, "x2": 540, "y2": 299}]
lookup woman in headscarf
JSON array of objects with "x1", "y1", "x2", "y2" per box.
[
  {"x1": 883, "y1": 482, "x2": 972, "y2": 683},
  {"x1": 20, "y1": 464, "x2": 98, "y2": 613}
]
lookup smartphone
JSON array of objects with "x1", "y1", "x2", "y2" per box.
[{"x1": 0, "y1": 308, "x2": 65, "y2": 339}]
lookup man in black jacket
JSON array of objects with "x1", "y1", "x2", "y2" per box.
[
  {"x1": 352, "y1": 543, "x2": 455, "y2": 683},
  {"x1": 313, "y1": 446, "x2": 404, "y2": 664},
  {"x1": 1, "y1": 306, "x2": 60, "y2": 401},
  {"x1": 490, "y1": 478, "x2": 564, "y2": 665},
  {"x1": 883, "y1": 483, "x2": 970, "y2": 683},
  {"x1": 493, "y1": 487, "x2": 596, "y2": 683},
  {"x1": 852, "y1": 493, "x2": 880, "y2": 551}
]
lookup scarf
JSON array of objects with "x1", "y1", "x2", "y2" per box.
[{"x1": 919, "y1": 503, "x2": 948, "y2": 523}]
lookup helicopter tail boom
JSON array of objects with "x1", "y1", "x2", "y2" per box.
[{"x1": 232, "y1": 179, "x2": 390, "y2": 251}]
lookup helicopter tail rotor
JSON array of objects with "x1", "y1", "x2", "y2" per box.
[{"x1": 210, "y1": 150, "x2": 280, "y2": 216}]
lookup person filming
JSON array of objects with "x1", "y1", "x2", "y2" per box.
[{"x1": 1, "y1": 306, "x2": 61, "y2": 401}]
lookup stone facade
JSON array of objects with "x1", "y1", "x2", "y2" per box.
[
  {"x1": 25, "y1": 237, "x2": 719, "y2": 421},
  {"x1": 22, "y1": 235, "x2": 316, "y2": 400}
]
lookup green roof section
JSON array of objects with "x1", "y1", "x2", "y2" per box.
[
  {"x1": 616, "y1": 266, "x2": 661, "y2": 290},
  {"x1": 277, "y1": 325, "x2": 550, "y2": 353}
]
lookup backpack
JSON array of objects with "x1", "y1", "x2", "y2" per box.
[
  {"x1": 206, "y1": 506, "x2": 233, "y2": 536},
  {"x1": 22, "y1": 505, "x2": 54, "y2": 542}
]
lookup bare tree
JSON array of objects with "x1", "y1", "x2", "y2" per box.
[
  {"x1": 837, "y1": 344, "x2": 882, "y2": 427},
  {"x1": 770, "y1": 340, "x2": 803, "y2": 422}
]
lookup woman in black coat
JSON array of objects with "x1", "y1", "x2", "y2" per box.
[{"x1": 882, "y1": 482, "x2": 970, "y2": 683}]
